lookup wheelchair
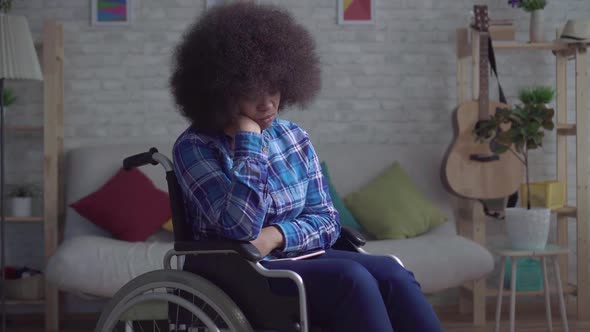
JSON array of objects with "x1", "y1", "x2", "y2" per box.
[{"x1": 94, "y1": 147, "x2": 404, "y2": 332}]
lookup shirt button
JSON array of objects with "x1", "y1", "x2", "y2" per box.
[{"x1": 262, "y1": 147, "x2": 268, "y2": 153}]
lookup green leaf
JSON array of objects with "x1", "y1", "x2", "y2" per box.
[
  {"x1": 519, "y1": 86, "x2": 555, "y2": 104},
  {"x1": 528, "y1": 142, "x2": 539, "y2": 150},
  {"x1": 474, "y1": 85, "x2": 555, "y2": 157},
  {"x1": 527, "y1": 122, "x2": 541, "y2": 136},
  {"x1": 542, "y1": 121, "x2": 554, "y2": 130},
  {"x1": 493, "y1": 143, "x2": 509, "y2": 154},
  {"x1": 2, "y1": 88, "x2": 16, "y2": 107},
  {"x1": 496, "y1": 133, "x2": 512, "y2": 146},
  {"x1": 544, "y1": 107, "x2": 555, "y2": 119}
]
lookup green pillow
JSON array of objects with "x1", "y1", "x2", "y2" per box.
[
  {"x1": 343, "y1": 162, "x2": 447, "y2": 240},
  {"x1": 320, "y1": 161, "x2": 364, "y2": 231}
]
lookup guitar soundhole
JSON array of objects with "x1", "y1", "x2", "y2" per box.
[{"x1": 470, "y1": 153, "x2": 500, "y2": 162}]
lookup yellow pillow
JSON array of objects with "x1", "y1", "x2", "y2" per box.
[{"x1": 162, "y1": 218, "x2": 173, "y2": 232}]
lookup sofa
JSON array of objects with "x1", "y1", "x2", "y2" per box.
[{"x1": 45, "y1": 140, "x2": 494, "y2": 311}]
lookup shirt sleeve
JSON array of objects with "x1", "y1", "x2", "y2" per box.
[
  {"x1": 173, "y1": 132, "x2": 271, "y2": 241},
  {"x1": 274, "y1": 133, "x2": 341, "y2": 253}
]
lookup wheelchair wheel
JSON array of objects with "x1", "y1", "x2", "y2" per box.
[{"x1": 95, "y1": 269, "x2": 254, "y2": 332}]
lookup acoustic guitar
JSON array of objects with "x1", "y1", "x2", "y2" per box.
[{"x1": 443, "y1": 5, "x2": 524, "y2": 200}]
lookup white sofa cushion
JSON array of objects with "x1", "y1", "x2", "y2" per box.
[
  {"x1": 363, "y1": 234, "x2": 494, "y2": 293},
  {"x1": 46, "y1": 235, "x2": 175, "y2": 298}
]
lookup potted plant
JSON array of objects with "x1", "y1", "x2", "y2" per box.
[
  {"x1": 0, "y1": 0, "x2": 13, "y2": 14},
  {"x1": 475, "y1": 86, "x2": 555, "y2": 250},
  {"x1": 2, "y1": 87, "x2": 17, "y2": 113},
  {"x1": 9, "y1": 184, "x2": 39, "y2": 217},
  {"x1": 508, "y1": 0, "x2": 548, "y2": 43}
]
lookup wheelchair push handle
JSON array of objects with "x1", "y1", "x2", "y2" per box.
[{"x1": 123, "y1": 147, "x2": 159, "y2": 170}]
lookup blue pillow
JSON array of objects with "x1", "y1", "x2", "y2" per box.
[{"x1": 320, "y1": 161, "x2": 364, "y2": 231}]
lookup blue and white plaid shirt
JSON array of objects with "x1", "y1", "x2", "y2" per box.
[{"x1": 172, "y1": 118, "x2": 340, "y2": 259}]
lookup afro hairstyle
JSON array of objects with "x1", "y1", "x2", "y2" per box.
[{"x1": 170, "y1": 2, "x2": 321, "y2": 134}]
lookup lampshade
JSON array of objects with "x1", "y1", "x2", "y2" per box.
[{"x1": 0, "y1": 14, "x2": 43, "y2": 81}]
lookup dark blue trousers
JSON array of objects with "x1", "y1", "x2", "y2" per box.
[{"x1": 261, "y1": 249, "x2": 444, "y2": 332}]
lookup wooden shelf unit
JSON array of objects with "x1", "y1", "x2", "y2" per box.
[
  {"x1": 454, "y1": 27, "x2": 590, "y2": 326},
  {"x1": 2, "y1": 20, "x2": 64, "y2": 332},
  {"x1": 4, "y1": 216, "x2": 43, "y2": 223},
  {"x1": 42, "y1": 19, "x2": 64, "y2": 332}
]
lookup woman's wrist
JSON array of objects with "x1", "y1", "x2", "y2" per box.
[
  {"x1": 251, "y1": 226, "x2": 285, "y2": 257},
  {"x1": 267, "y1": 225, "x2": 285, "y2": 251}
]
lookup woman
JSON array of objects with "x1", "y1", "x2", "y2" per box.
[{"x1": 169, "y1": 2, "x2": 443, "y2": 331}]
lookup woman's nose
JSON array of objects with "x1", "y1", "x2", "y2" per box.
[{"x1": 258, "y1": 96, "x2": 274, "y2": 111}]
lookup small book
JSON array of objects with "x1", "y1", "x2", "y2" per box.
[
  {"x1": 489, "y1": 19, "x2": 514, "y2": 26},
  {"x1": 268, "y1": 250, "x2": 325, "y2": 262}
]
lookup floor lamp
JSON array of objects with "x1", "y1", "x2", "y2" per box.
[{"x1": 0, "y1": 14, "x2": 43, "y2": 330}]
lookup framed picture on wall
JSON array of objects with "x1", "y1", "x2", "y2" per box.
[
  {"x1": 338, "y1": 0, "x2": 375, "y2": 25},
  {"x1": 206, "y1": 0, "x2": 256, "y2": 10},
  {"x1": 91, "y1": 0, "x2": 133, "y2": 26}
]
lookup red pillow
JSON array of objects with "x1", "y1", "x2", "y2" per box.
[{"x1": 70, "y1": 167, "x2": 171, "y2": 242}]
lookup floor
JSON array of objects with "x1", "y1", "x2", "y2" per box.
[
  {"x1": 5, "y1": 304, "x2": 590, "y2": 332},
  {"x1": 6, "y1": 315, "x2": 590, "y2": 332},
  {"x1": 440, "y1": 312, "x2": 590, "y2": 332}
]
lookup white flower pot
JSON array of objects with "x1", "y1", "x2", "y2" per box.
[
  {"x1": 505, "y1": 207, "x2": 551, "y2": 250},
  {"x1": 529, "y1": 10, "x2": 544, "y2": 43},
  {"x1": 11, "y1": 197, "x2": 32, "y2": 217}
]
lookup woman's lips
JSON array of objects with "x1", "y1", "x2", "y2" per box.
[{"x1": 260, "y1": 114, "x2": 275, "y2": 123}]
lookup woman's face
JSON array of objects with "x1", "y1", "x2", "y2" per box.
[{"x1": 238, "y1": 91, "x2": 281, "y2": 130}]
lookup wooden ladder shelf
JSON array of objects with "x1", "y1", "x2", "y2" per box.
[{"x1": 454, "y1": 26, "x2": 590, "y2": 326}]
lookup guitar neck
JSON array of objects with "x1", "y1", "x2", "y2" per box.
[{"x1": 479, "y1": 31, "x2": 490, "y2": 121}]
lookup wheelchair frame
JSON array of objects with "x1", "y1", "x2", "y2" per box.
[{"x1": 95, "y1": 148, "x2": 401, "y2": 332}]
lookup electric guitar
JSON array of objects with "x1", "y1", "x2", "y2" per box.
[{"x1": 442, "y1": 5, "x2": 524, "y2": 200}]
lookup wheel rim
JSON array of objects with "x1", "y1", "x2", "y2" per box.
[
  {"x1": 95, "y1": 270, "x2": 253, "y2": 332},
  {"x1": 103, "y1": 293, "x2": 220, "y2": 332}
]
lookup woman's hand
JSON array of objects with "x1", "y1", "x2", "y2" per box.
[
  {"x1": 237, "y1": 115, "x2": 261, "y2": 133},
  {"x1": 225, "y1": 115, "x2": 261, "y2": 142},
  {"x1": 250, "y1": 226, "x2": 285, "y2": 257}
]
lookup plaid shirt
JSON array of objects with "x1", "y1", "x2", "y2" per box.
[{"x1": 172, "y1": 118, "x2": 340, "y2": 259}]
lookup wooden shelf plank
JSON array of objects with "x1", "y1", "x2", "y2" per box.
[
  {"x1": 554, "y1": 206, "x2": 577, "y2": 217},
  {"x1": 6, "y1": 299, "x2": 45, "y2": 305},
  {"x1": 4, "y1": 126, "x2": 43, "y2": 132},
  {"x1": 461, "y1": 283, "x2": 577, "y2": 297},
  {"x1": 492, "y1": 40, "x2": 570, "y2": 51},
  {"x1": 556, "y1": 123, "x2": 576, "y2": 136},
  {"x1": 4, "y1": 216, "x2": 43, "y2": 223},
  {"x1": 491, "y1": 244, "x2": 569, "y2": 257}
]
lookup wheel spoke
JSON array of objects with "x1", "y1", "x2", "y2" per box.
[{"x1": 95, "y1": 270, "x2": 252, "y2": 332}]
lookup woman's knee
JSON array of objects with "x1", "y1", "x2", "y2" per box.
[
  {"x1": 330, "y1": 260, "x2": 374, "y2": 284},
  {"x1": 313, "y1": 260, "x2": 380, "y2": 297},
  {"x1": 375, "y1": 256, "x2": 421, "y2": 291}
]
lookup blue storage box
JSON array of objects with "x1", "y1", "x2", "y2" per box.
[{"x1": 503, "y1": 257, "x2": 543, "y2": 291}]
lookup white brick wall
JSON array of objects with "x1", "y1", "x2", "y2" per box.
[{"x1": 4, "y1": 0, "x2": 590, "y2": 311}]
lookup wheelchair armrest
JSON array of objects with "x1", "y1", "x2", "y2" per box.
[
  {"x1": 174, "y1": 240, "x2": 262, "y2": 262},
  {"x1": 340, "y1": 226, "x2": 366, "y2": 247}
]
